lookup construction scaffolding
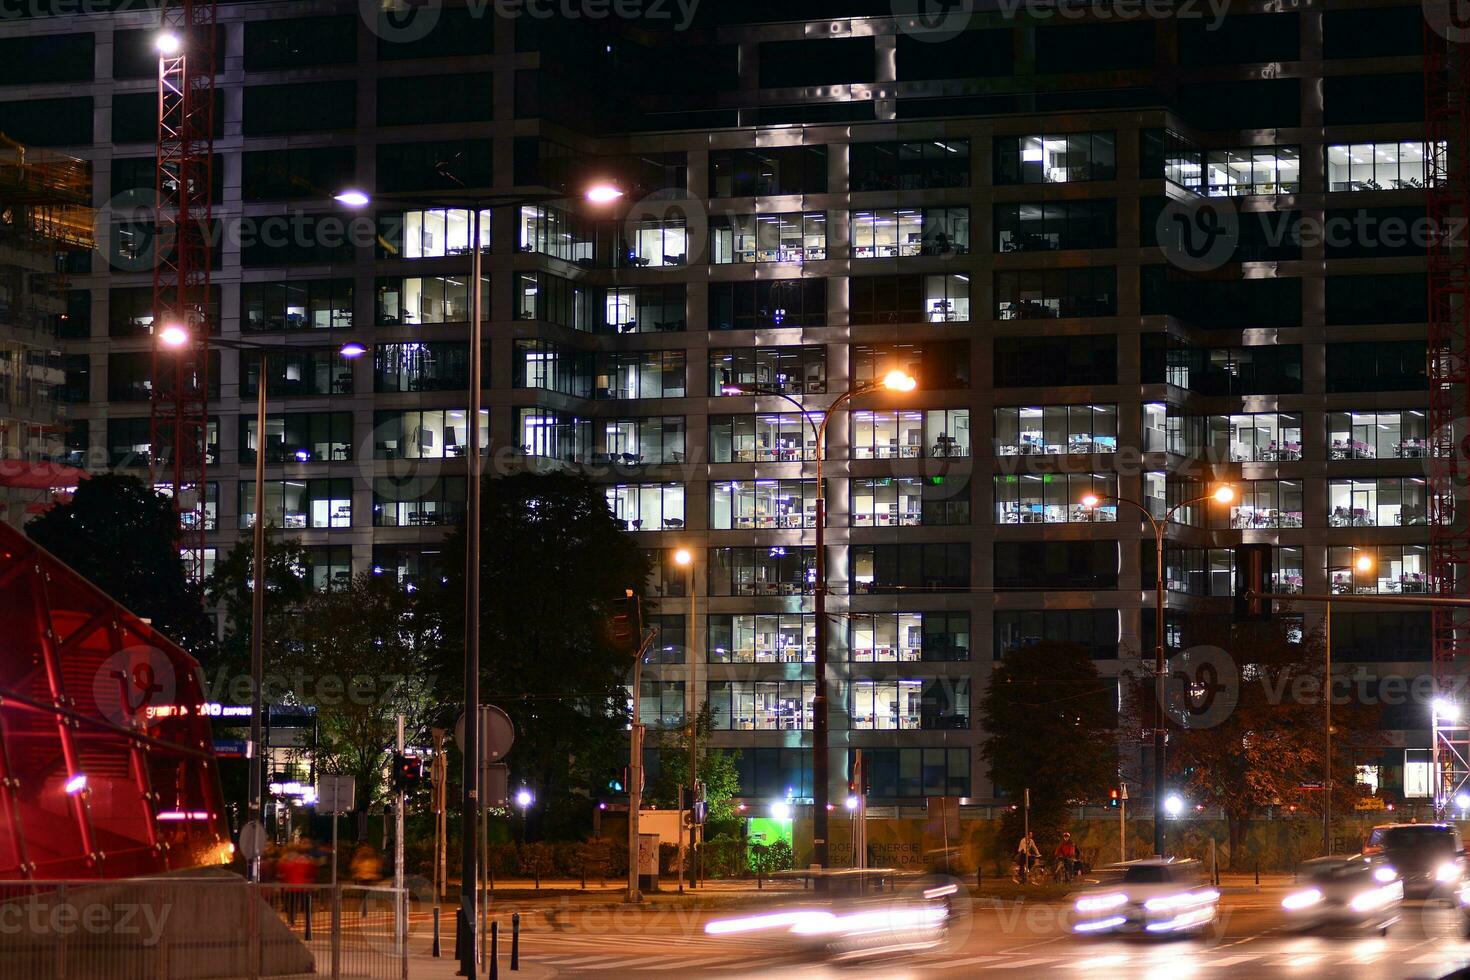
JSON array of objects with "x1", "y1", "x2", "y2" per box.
[{"x1": 0, "y1": 134, "x2": 93, "y2": 526}]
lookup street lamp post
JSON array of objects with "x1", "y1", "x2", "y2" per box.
[
  {"x1": 158, "y1": 327, "x2": 364, "y2": 880},
  {"x1": 722, "y1": 369, "x2": 916, "y2": 867},
  {"x1": 672, "y1": 547, "x2": 697, "y2": 891},
  {"x1": 337, "y1": 182, "x2": 621, "y2": 975},
  {"x1": 1082, "y1": 483, "x2": 1235, "y2": 858}
]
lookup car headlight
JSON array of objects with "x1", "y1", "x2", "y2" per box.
[
  {"x1": 1282, "y1": 888, "x2": 1323, "y2": 911},
  {"x1": 1144, "y1": 889, "x2": 1219, "y2": 913},
  {"x1": 1437, "y1": 861, "x2": 1462, "y2": 883},
  {"x1": 1075, "y1": 892, "x2": 1128, "y2": 914},
  {"x1": 1350, "y1": 880, "x2": 1403, "y2": 913},
  {"x1": 1374, "y1": 866, "x2": 1398, "y2": 883}
]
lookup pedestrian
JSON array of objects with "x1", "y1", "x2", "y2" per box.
[{"x1": 278, "y1": 843, "x2": 318, "y2": 926}]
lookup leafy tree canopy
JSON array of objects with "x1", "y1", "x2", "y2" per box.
[{"x1": 26, "y1": 473, "x2": 214, "y2": 655}]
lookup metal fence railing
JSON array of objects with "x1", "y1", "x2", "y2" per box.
[{"x1": 0, "y1": 878, "x2": 408, "y2": 979}]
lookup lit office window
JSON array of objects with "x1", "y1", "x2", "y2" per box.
[
  {"x1": 710, "y1": 212, "x2": 827, "y2": 264},
  {"x1": 1328, "y1": 478, "x2": 1431, "y2": 527},
  {"x1": 850, "y1": 678, "x2": 969, "y2": 731},
  {"x1": 398, "y1": 208, "x2": 490, "y2": 258},
  {"x1": 850, "y1": 612, "x2": 970, "y2": 663},
  {"x1": 707, "y1": 680, "x2": 814, "y2": 731},
  {"x1": 710, "y1": 346, "x2": 826, "y2": 395},
  {"x1": 376, "y1": 276, "x2": 487, "y2": 325},
  {"x1": 994, "y1": 473, "x2": 1118, "y2": 524},
  {"x1": 1329, "y1": 544, "x2": 1429, "y2": 595},
  {"x1": 606, "y1": 483, "x2": 686, "y2": 531},
  {"x1": 709, "y1": 413, "x2": 812, "y2": 462},
  {"x1": 517, "y1": 203, "x2": 592, "y2": 262},
  {"x1": 595, "y1": 417, "x2": 686, "y2": 464},
  {"x1": 995, "y1": 132, "x2": 1116, "y2": 184},
  {"x1": 1222, "y1": 480, "x2": 1304, "y2": 529},
  {"x1": 240, "y1": 478, "x2": 352, "y2": 530},
  {"x1": 627, "y1": 218, "x2": 689, "y2": 267},
  {"x1": 850, "y1": 207, "x2": 968, "y2": 258},
  {"x1": 372, "y1": 409, "x2": 487, "y2": 459},
  {"x1": 1163, "y1": 137, "x2": 1302, "y2": 196},
  {"x1": 710, "y1": 480, "x2": 815, "y2": 530},
  {"x1": 517, "y1": 408, "x2": 590, "y2": 462},
  {"x1": 1326, "y1": 141, "x2": 1443, "y2": 191},
  {"x1": 994, "y1": 405, "x2": 1117, "y2": 456},
  {"x1": 708, "y1": 613, "x2": 814, "y2": 664},
  {"x1": 374, "y1": 477, "x2": 467, "y2": 528},
  {"x1": 1328, "y1": 409, "x2": 1430, "y2": 459},
  {"x1": 851, "y1": 410, "x2": 924, "y2": 459},
  {"x1": 243, "y1": 412, "x2": 353, "y2": 463}
]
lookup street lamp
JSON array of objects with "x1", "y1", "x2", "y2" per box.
[
  {"x1": 1437, "y1": 697, "x2": 1461, "y2": 723},
  {"x1": 672, "y1": 546, "x2": 697, "y2": 891},
  {"x1": 158, "y1": 328, "x2": 362, "y2": 880},
  {"x1": 1164, "y1": 794, "x2": 1185, "y2": 819},
  {"x1": 1321, "y1": 550, "x2": 1375, "y2": 854},
  {"x1": 1081, "y1": 482, "x2": 1235, "y2": 858},
  {"x1": 721, "y1": 369, "x2": 918, "y2": 869},
  {"x1": 155, "y1": 31, "x2": 181, "y2": 55},
  {"x1": 515, "y1": 788, "x2": 533, "y2": 842},
  {"x1": 335, "y1": 180, "x2": 622, "y2": 972}
]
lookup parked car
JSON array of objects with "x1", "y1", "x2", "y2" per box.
[
  {"x1": 1071, "y1": 858, "x2": 1219, "y2": 936},
  {"x1": 1361, "y1": 823, "x2": 1465, "y2": 900},
  {"x1": 1281, "y1": 855, "x2": 1402, "y2": 934}
]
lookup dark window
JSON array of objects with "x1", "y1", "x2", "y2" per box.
[
  {"x1": 1141, "y1": 269, "x2": 1302, "y2": 328},
  {"x1": 0, "y1": 33, "x2": 91, "y2": 84},
  {"x1": 242, "y1": 147, "x2": 357, "y2": 201},
  {"x1": 709, "y1": 280, "x2": 825, "y2": 331},
  {"x1": 244, "y1": 82, "x2": 356, "y2": 135},
  {"x1": 240, "y1": 215, "x2": 356, "y2": 267},
  {"x1": 994, "y1": 610, "x2": 1120, "y2": 661},
  {"x1": 1325, "y1": 74, "x2": 1423, "y2": 126},
  {"x1": 1326, "y1": 274, "x2": 1427, "y2": 325},
  {"x1": 1324, "y1": 8, "x2": 1423, "y2": 59},
  {"x1": 1327, "y1": 342, "x2": 1427, "y2": 393},
  {"x1": 848, "y1": 543, "x2": 970, "y2": 594},
  {"x1": 0, "y1": 97, "x2": 90, "y2": 146},
  {"x1": 1323, "y1": 207, "x2": 1428, "y2": 259},
  {"x1": 1332, "y1": 612, "x2": 1431, "y2": 662},
  {"x1": 993, "y1": 336, "x2": 1116, "y2": 388},
  {"x1": 758, "y1": 37, "x2": 874, "y2": 87},
  {"x1": 1178, "y1": 13, "x2": 1298, "y2": 64},
  {"x1": 994, "y1": 541, "x2": 1118, "y2": 591},
  {"x1": 850, "y1": 139, "x2": 970, "y2": 191},
  {"x1": 378, "y1": 74, "x2": 494, "y2": 126},
  {"x1": 112, "y1": 91, "x2": 229, "y2": 144},
  {"x1": 244, "y1": 16, "x2": 357, "y2": 71},
  {"x1": 374, "y1": 342, "x2": 470, "y2": 392},
  {"x1": 112, "y1": 155, "x2": 223, "y2": 204},
  {"x1": 848, "y1": 747, "x2": 969, "y2": 799},
  {"x1": 241, "y1": 280, "x2": 353, "y2": 333},
  {"x1": 709, "y1": 146, "x2": 827, "y2": 197},
  {"x1": 708, "y1": 547, "x2": 816, "y2": 597},
  {"x1": 240, "y1": 412, "x2": 353, "y2": 464},
  {"x1": 1036, "y1": 22, "x2": 1154, "y2": 72},
  {"x1": 852, "y1": 341, "x2": 969, "y2": 390},
  {"x1": 711, "y1": 346, "x2": 826, "y2": 396},
  {"x1": 59, "y1": 354, "x2": 89, "y2": 403},
  {"x1": 896, "y1": 31, "x2": 1011, "y2": 80},
  {"x1": 996, "y1": 200, "x2": 1115, "y2": 252},
  {"x1": 1178, "y1": 80, "x2": 1300, "y2": 129},
  {"x1": 244, "y1": 348, "x2": 355, "y2": 398},
  {"x1": 377, "y1": 139, "x2": 492, "y2": 193},
  {"x1": 994, "y1": 268, "x2": 1117, "y2": 319},
  {"x1": 375, "y1": 7, "x2": 494, "y2": 60},
  {"x1": 113, "y1": 27, "x2": 223, "y2": 80}
]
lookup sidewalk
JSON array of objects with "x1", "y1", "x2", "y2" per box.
[{"x1": 405, "y1": 927, "x2": 557, "y2": 980}]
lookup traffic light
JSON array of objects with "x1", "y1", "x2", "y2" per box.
[
  {"x1": 608, "y1": 590, "x2": 643, "y2": 656},
  {"x1": 1108, "y1": 788, "x2": 1120, "y2": 809},
  {"x1": 1235, "y1": 543, "x2": 1273, "y2": 621},
  {"x1": 391, "y1": 752, "x2": 423, "y2": 792},
  {"x1": 607, "y1": 769, "x2": 626, "y2": 794}
]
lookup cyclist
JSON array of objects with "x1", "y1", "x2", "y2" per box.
[
  {"x1": 1016, "y1": 832, "x2": 1041, "y2": 882},
  {"x1": 1053, "y1": 832, "x2": 1080, "y2": 881}
]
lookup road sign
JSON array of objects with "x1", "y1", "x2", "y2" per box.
[
  {"x1": 316, "y1": 775, "x2": 356, "y2": 815},
  {"x1": 483, "y1": 763, "x2": 509, "y2": 808},
  {"x1": 239, "y1": 820, "x2": 267, "y2": 861},
  {"x1": 454, "y1": 705, "x2": 515, "y2": 762}
]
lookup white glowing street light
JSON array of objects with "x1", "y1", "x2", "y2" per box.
[
  {"x1": 155, "y1": 31, "x2": 181, "y2": 55},
  {"x1": 158, "y1": 323, "x2": 190, "y2": 349},
  {"x1": 585, "y1": 182, "x2": 625, "y2": 204},
  {"x1": 1436, "y1": 698, "x2": 1461, "y2": 723},
  {"x1": 770, "y1": 801, "x2": 792, "y2": 821},
  {"x1": 1164, "y1": 794, "x2": 1185, "y2": 819}
]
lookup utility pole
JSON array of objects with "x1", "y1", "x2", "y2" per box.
[
  {"x1": 1119, "y1": 783, "x2": 1128, "y2": 864},
  {"x1": 395, "y1": 714, "x2": 405, "y2": 958}
]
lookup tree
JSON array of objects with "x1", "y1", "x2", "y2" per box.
[
  {"x1": 432, "y1": 472, "x2": 651, "y2": 839},
  {"x1": 203, "y1": 534, "x2": 312, "y2": 688},
  {"x1": 646, "y1": 703, "x2": 742, "y2": 827},
  {"x1": 980, "y1": 640, "x2": 1118, "y2": 852},
  {"x1": 288, "y1": 574, "x2": 439, "y2": 812},
  {"x1": 25, "y1": 473, "x2": 214, "y2": 655},
  {"x1": 519, "y1": 841, "x2": 553, "y2": 887},
  {"x1": 1127, "y1": 614, "x2": 1378, "y2": 866}
]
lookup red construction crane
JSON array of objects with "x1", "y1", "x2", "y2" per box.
[
  {"x1": 1424, "y1": 3, "x2": 1470, "y2": 811},
  {"x1": 149, "y1": 0, "x2": 217, "y2": 583}
]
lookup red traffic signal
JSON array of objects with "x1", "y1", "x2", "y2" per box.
[
  {"x1": 607, "y1": 591, "x2": 643, "y2": 656},
  {"x1": 391, "y1": 752, "x2": 423, "y2": 792}
]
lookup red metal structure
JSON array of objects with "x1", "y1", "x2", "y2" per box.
[
  {"x1": 149, "y1": 0, "x2": 218, "y2": 582},
  {"x1": 1425, "y1": 4, "x2": 1470, "y2": 811},
  {"x1": 0, "y1": 522, "x2": 229, "y2": 879}
]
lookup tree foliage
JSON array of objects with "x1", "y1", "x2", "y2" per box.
[
  {"x1": 980, "y1": 640, "x2": 1118, "y2": 837},
  {"x1": 1124, "y1": 615, "x2": 1379, "y2": 865},
  {"x1": 25, "y1": 473, "x2": 215, "y2": 655},
  {"x1": 433, "y1": 472, "x2": 651, "y2": 838},
  {"x1": 203, "y1": 534, "x2": 312, "y2": 683},
  {"x1": 647, "y1": 703, "x2": 742, "y2": 827}
]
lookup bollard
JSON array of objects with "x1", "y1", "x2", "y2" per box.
[
  {"x1": 432, "y1": 907, "x2": 440, "y2": 958},
  {"x1": 1255, "y1": 859, "x2": 1260, "y2": 886},
  {"x1": 976, "y1": 867, "x2": 982, "y2": 889},
  {"x1": 490, "y1": 921, "x2": 499, "y2": 980},
  {"x1": 511, "y1": 912, "x2": 520, "y2": 971},
  {"x1": 304, "y1": 893, "x2": 313, "y2": 942}
]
